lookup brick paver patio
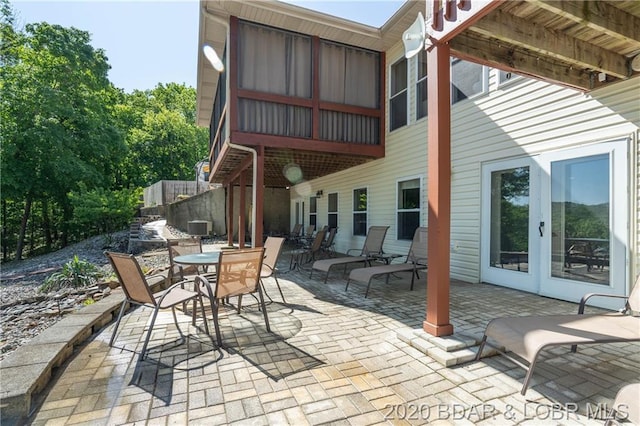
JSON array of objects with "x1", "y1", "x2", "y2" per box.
[{"x1": 27, "y1": 249, "x2": 639, "y2": 425}]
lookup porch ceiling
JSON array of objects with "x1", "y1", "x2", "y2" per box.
[
  {"x1": 212, "y1": 146, "x2": 375, "y2": 188},
  {"x1": 452, "y1": 0, "x2": 640, "y2": 91}
]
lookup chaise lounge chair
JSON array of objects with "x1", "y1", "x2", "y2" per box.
[
  {"x1": 345, "y1": 227, "x2": 427, "y2": 298},
  {"x1": 475, "y1": 275, "x2": 640, "y2": 395},
  {"x1": 310, "y1": 226, "x2": 389, "y2": 283}
]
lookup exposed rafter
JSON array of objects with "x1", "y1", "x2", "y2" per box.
[
  {"x1": 531, "y1": 0, "x2": 640, "y2": 46},
  {"x1": 470, "y1": 8, "x2": 629, "y2": 79}
]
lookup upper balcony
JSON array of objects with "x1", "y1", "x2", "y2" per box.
[{"x1": 197, "y1": 3, "x2": 404, "y2": 188}]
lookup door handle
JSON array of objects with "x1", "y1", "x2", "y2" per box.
[{"x1": 539, "y1": 221, "x2": 544, "y2": 237}]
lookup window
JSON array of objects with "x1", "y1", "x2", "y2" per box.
[
  {"x1": 390, "y1": 58, "x2": 407, "y2": 131},
  {"x1": 416, "y1": 50, "x2": 428, "y2": 120},
  {"x1": 451, "y1": 58, "x2": 485, "y2": 104},
  {"x1": 328, "y1": 193, "x2": 338, "y2": 229},
  {"x1": 397, "y1": 178, "x2": 421, "y2": 240},
  {"x1": 309, "y1": 196, "x2": 318, "y2": 228},
  {"x1": 353, "y1": 188, "x2": 368, "y2": 236}
]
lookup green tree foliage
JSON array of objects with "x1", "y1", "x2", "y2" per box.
[
  {"x1": 69, "y1": 186, "x2": 142, "y2": 237},
  {"x1": 115, "y1": 83, "x2": 208, "y2": 188},
  {"x1": 1, "y1": 5, "x2": 209, "y2": 261},
  {"x1": 1, "y1": 5, "x2": 126, "y2": 259}
]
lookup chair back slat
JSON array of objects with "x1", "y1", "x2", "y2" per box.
[
  {"x1": 106, "y1": 252, "x2": 156, "y2": 305},
  {"x1": 407, "y1": 227, "x2": 428, "y2": 266},
  {"x1": 304, "y1": 225, "x2": 315, "y2": 238},
  {"x1": 215, "y1": 248, "x2": 265, "y2": 299},
  {"x1": 361, "y1": 226, "x2": 389, "y2": 256}
]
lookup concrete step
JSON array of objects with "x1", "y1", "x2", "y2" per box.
[{"x1": 397, "y1": 328, "x2": 499, "y2": 367}]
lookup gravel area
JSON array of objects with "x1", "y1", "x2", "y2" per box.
[{"x1": 0, "y1": 223, "x2": 196, "y2": 361}]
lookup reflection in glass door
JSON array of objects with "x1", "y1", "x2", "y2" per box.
[
  {"x1": 539, "y1": 140, "x2": 627, "y2": 307},
  {"x1": 550, "y1": 154, "x2": 610, "y2": 285},
  {"x1": 481, "y1": 158, "x2": 538, "y2": 293}
]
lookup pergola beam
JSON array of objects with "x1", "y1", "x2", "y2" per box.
[
  {"x1": 451, "y1": 33, "x2": 599, "y2": 91},
  {"x1": 471, "y1": 8, "x2": 629, "y2": 79}
]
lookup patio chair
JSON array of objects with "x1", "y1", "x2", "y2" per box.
[
  {"x1": 608, "y1": 383, "x2": 640, "y2": 425},
  {"x1": 286, "y1": 223, "x2": 302, "y2": 243},
  {"x1": 346, "y1": 227, "x2": 427, "y2": 298},
  {"x1": 261, "y1": 236, "x2": 286, "y2": 303},
  {"x1": 167, "y1": 237, "x2": 209, "y2": 283},
  {"x1": 195, "y1": 248, "x2": 269, "y2": 346},
  {"x1": 288, "y1": 228, "x2": 327, "y2": 270},
  {"x1": 475, "y1": 275, "x2": 640, "y2": 395},
  {"x1": 310, "y1": 225, "x2": 389, "y2": 283},
  {"x1": 321, "y1": 227, "x2": 338, "y2": 257},
  {"x1": 105, "y1": 251, "x2": 209, "y2": 360}
]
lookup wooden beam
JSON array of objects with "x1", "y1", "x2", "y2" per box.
[
  {"x1": 232, "y1": 132, "x2": 385, "y2": 157},
  {"x1": 470, "y1": 8, "x2": 629, "y2": 79},
  {"x1": 451, "y1": 33, "x2": 601, "y2": 91},
  {"x1": 222, "y1": 153, "x2": 253, "y2": 186},
  {"x1": 532, "y1": 0, "x2": 640, "y2": 46},
  {"x1": 227, "y1": 183, "x2": 234, "y2": 247},
  {"x1": 255, "y1": 146, "x2": 265, "y2": 248}
]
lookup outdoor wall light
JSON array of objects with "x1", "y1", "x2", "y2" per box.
[
  {"x1": 203, "y1": 45, "x2": 224, "y2": 72},
  {"x1": 316, "y1": 190, "x2": 323, "y2": 198}
]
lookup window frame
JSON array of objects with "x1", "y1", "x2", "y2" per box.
[
  {"x1": 389, "y1": 57, "x2": 408, "y2": 131},
  {"x1": 396, "y1": 176, "x2": 423, "y2": 240},
  {"x1": 309, "y1": 196, "x2": 318, "y2": 228},
  {"x1": 415, "y1": 49, "x2": 428, "y2": 121},
  {"x1": 451, "y1": 57, "x2": 488, "y2": 105},
  {"x1": 352, "y1": 187, "x2": 368, "y2": 236}
]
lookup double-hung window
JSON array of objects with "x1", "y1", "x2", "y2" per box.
[
  {"x1": 397, "y1": 178, "x2": 421, "y2": 240},
  {"x1": 451, "y1": 58, "x2": 486, "y2": 104},
  {"x1": 353, "y1": 188, "x2": 368, "y2": 236},
  {"x1": 309, "y1": 196, "x2": 318, "y2": 228},
  {"x1": 328, "y1": 193, "x2": 338, "y2": 229},
  {"x1": 390, "y1": 58, "x2": 407, "y2": 131},
  {"x1": 416, "y1": 50, "x2": 428, "y2": 120}
]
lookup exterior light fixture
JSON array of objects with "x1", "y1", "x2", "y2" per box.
[{"x1": 203, "y1": 44, "x2": 224, "y2": 72}]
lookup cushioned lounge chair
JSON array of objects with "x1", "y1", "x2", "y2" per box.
[
  {"x1": 346, "y1": 227, "x2": 427, "y2": 298},
  {"x1": 476, "y1": 275, "x2": 640, "y2": 395},
  {"x1": 310, "y1": 226, "x2": 389, "y2": 283}
]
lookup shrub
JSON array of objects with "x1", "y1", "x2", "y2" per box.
[{"x1": 40, "y1": 255, "x2": 105, "y2": 293}]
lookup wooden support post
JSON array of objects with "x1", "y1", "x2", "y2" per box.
[
  {"x1": 423, "y1": 42, "x2": 454, "y2": 337},
  {"x1": 238, "y1": 172, "x2": 246, "y2": 249},
  {"x1": 255, "y1": 146, "x2": 265, "y2": 248},
  {"x1": 227, "y1": 183, "x2": 234, "y2": 247}
]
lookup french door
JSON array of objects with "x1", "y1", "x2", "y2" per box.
[{"x1": 481, "y1": 139, "x2": 629, "y2": 309}]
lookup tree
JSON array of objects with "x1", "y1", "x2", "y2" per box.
[
  {"x1": 115, "y1": 84, "x2": 208, "y2": 188},
  {"x1": 1, "y1": 9, "x2": 126, "y2": 259}
]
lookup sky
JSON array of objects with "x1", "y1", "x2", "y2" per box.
[{"x1": 11, "y1": 1, "x2": 406, "y2": 93}]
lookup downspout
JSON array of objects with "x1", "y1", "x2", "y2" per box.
[{"x1": 202, "y1": 6, "x2": 258, "y2": 247}]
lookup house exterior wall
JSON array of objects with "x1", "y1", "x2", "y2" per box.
[{"x1": 292, "y1": 39, "x2": 640, "y2": 286}]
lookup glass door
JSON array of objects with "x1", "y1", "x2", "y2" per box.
[
  {"x1": 538, "y1": 140, "x2": 628, "y2": 308},
  {"x1": 481, "y1": 158, "x2": 539, "y2": 293}
]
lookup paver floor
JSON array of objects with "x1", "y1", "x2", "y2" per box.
[{"x1": 28, "y1": 252, "x2": 639, "y2": 425}]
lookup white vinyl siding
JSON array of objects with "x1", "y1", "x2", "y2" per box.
[{"x1": 291, "y1": 43, "x2": 639, "y2": 285}]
